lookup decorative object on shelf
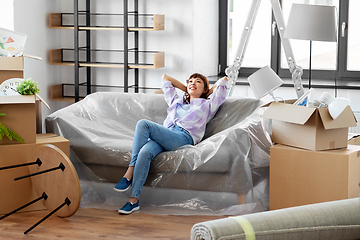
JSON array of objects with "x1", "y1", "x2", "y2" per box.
[
  {"x1": 0, "y1": 78, "x2": 22, "y2": 96},
  {"x1": 0, "y1": 111, "x2": 24, "y2": 143},
  {"x1": 284, "y1": 4, "x2": 337, "y2": 89},
  {"x1": 0, "y1": 27, "x2": 27, "y2": 57},
  {"x1": 16, "y1": 78, "x2": 41, "y2": 95},
  {"x1": 0, "y1": 78, "x2": 50, "y2": 110},
  {"x1": 17, "y1": 79, "x2": 51, "y2": 110},
  {"x1": 0, "y1": 144, "x2": 80, "y2": 235},
  {"x1": 247, "y1": 65, "x2": 283, "y2": 101}
]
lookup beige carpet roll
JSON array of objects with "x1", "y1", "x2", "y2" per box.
[{"x1": 191, "y1": 198, "x2": 360, "y2": 240}]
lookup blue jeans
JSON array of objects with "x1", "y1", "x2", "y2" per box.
[{"x1": 129, "y1": 119, "x2": 193, "y2": 199}]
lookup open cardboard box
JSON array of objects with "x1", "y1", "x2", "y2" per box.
[
  {"x1": 0, "y1": 57, "x2": 24, "y2": 84},
  {"x1": 0, "y1": 95, "x2": 36, "y2": 145},
  {"x1": 348, "y1": 134, "x2": 360, "y2": 146},
  {"x1": 269, "y1": 144, "x2": 360, "y2": 210},
  {"x1": 262, "y1": 101, "x2": 357, "y2": 151}
]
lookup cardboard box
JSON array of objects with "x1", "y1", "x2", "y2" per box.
[
  {"x1": 262, "y1": 102, "x2": 357, "y2": 151},
  {"x1": 0, "y1": 57, "x2": 24, "y2": 84},
  {"x1": 0, "y1": 133, "x2": 70, "y2": 214},
  {"x1": 269, "y1": 144, "x2": 360, "y2": 210},
  {"x1": 0, "y1": 95, "x2": 36, "y2": 145}
]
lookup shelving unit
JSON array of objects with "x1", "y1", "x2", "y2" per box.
[{"x1": 49, "y1": 0, "x2": 165, "y2": 102}]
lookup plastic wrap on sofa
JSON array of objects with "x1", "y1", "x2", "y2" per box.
[{"x1": 46, "y1": 92, "x2": 272, "y2": 215}]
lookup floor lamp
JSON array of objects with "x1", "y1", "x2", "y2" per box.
[{"x1": 284, "y1": 4, "x2": 337, "y2": 89}]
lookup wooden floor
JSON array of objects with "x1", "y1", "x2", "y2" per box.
[{"x1": 0, "y1": 208, "x2": 223, "y2": 239}]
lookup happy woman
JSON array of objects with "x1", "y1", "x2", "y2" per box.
[{"x1": 114, "y1": 73, "x2": 228, "y2": 214}]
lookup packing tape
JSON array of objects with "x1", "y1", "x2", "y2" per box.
[{"x1": 229, "y1": 216, "x2": 255, "y2": 240}]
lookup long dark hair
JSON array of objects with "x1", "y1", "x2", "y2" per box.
[{"x1": 183, "y1": 73, "x2": 210, "y2": 104}]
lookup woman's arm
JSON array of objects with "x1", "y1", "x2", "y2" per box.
[
  {"x1": 163, "y1": 74, "x2": 187, "y2": 93},
  {"x1": 206, "y1": 76, "x2": 228, "y2": 97}
]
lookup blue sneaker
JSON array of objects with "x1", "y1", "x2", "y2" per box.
[
  {"x1": 118, "y1": 201, "x2": 140, "y2": 215},
  {"x1": 114, "y1": 177, "x2": 132, "y2": 192}
]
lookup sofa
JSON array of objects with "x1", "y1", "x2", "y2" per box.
[{"x1": 45, "y1": 92, "x2": 272, "y2": 213}]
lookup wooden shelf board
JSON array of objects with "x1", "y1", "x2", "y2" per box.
[
  {"x1": 129, "y1": 28, "x2": 160, "y2": 31},
  {"x1": 49, "y1": 26, "x2": 74, "y2": 30},
  {"x1": 80, "y1": 63, "x2": 160, "y2": 69},
  {"x1": 49, "y1": 62, "x2": 160, "y2": 69},
  {"x1": 50, "y1": 26, "x2": 162, "y2": 31},
  {"x1": 49, "y1": 13, "x2": 164, "y2": 31},
  {"x1": 79, "y1": 27, "x2": 125, "y2": 31},
  {"x1": 49, "y1": 49, "x2": 164, "y2": 69},
  {"x1": 50, "y1": 62, "x2": 74, "y2": 66}
]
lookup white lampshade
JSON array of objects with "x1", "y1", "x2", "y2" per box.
[
  {"x1": 248, "y1": 65, "x2": 283, "y2": 100},
  {"x1": 319, "y1": 92, "x2": 350, "y2": 119},
  {"x1": 284, "y1": 4, "x2": 337, "y2": 42}
]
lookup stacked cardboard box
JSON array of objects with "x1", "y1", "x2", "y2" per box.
[
  {"x1": 1, "y1": 57, "x2": 36, "y2": 145},
  {"x1": 263, "y1": 101, "x2": 359, "y2": 210},
  {"x1": 0, "y1": 57, "x2": 71, "y2": 214},
  {"x1": 0, "y1": 56, "x2": 43, "y2": 133}
]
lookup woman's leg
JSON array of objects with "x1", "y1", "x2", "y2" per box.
[
  {"x1": 130, "y1": 140, "x2": 163, "y2": 200},
  {"x1": 118, "y1": 121, "x2": 193, "y2": 214},
  {"x1": 123, "y1": 166, "x2": 134, "y2": 180},
  {"x1": 117, "y1": 119, "x2": 182, "y2": 191},
  {"x1": 128, "y1": 119, "x2": 193, "y2": 176},
  {"x1": 119, "y1": 120, "x2": 193, "y2": 206}
]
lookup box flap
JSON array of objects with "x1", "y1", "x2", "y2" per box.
[
  {"x1": 0, "y1": 95, "x2": 35, "y2": 104},
  {"x1": 23, "y1": 54, "x2": 43, "y2": 61},
  {"x1": 261, "y1": 99, "x2": 296, "y2": 108},
  {"x1": 262, "y1": 102, "x2": 317, "y2": 125},
  {"x1": 318, "y1": 105, "x2": 357, "y2": 129}
]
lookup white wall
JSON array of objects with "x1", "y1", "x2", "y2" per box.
[
  {"x1": 14, "y1": 0, "x2": 68, "y2": 133},
  {"x1": 13, "y1": 0, "x2": 360, "y2": 133},
  {"x1": 8, "y1": 0, "x2": 219, "y2": 107},
  {"x1": 0, "y1": 0, "x2": 14, "y2": 30}
]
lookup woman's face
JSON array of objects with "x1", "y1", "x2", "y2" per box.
[{"x1": 187, "y1": 77, "x2": 205, "y2": 99}]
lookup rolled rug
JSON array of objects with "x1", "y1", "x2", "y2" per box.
[{"x1": 191, "y1": 198, "x2": 360, "y2": 240}]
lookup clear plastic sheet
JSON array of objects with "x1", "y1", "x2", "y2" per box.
[{"x1": 45, "y1": 92, "x2": 272, "y2": 215}]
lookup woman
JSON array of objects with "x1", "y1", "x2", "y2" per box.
[{"x1": 114, "y1": 73, "x2": 228, "y2": 214}]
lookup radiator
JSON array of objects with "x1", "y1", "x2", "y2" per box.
[{"x1": 349, "y1": 112, "x2": 360, "y2": 134}]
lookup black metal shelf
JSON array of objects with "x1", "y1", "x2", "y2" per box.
[{"x1": 50, "y1": 0, "x2": 165, "y2": 102}]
